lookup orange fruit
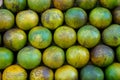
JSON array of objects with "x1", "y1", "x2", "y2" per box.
[
  {"x1": 16, "y1": 10, "x2": 39, "y2": 30},
  {"x1": 91, "y1": 44, "x2": 114, "y2": 67},
  {"x1": 0, "y1": 9, "x2": 14, "y2": 31},
  {"x1": 3, "y1": 28, "x2": 27, "y2": 51},
  {"x1": 28, "y1": 26, "x2": 52, "y2": 49},
  {"x1": 66, "y1": 45, "x2": 90, "y2": 68},
  {"x1": 53, "y1": 0, "x2": 74, "y2": 11},
  {"x1": 30, "y1": 66, "x2": 54, "y2": 80},
  {"x1": 2, "y1": 64, "x2": 27, "y2": 80},
  {"x1": 0, "y1": 47, "x2": 13, "y2": 69},
  {"x1": 17, "y1": 46, "x2": 42, "y2": 69},
  {"x1": 54, "y1": 26, "x2": 76, "y2": 48},
  {"x1": 43, "y1": 46, "x2": 65, "y2": 69},
  {"x1": 55, "y1": 65, "x2": 78, "y2": 80},
  {"x1": 41, "y1": 9, "x2": 64, "y2": 30}
]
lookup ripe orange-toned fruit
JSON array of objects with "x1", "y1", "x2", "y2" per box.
[
  {"x1": 16, "y1": 10, "x2": 39, "y2": 30},
  {"x1": 2, "y1": 64, "x2": 27, "y2": 80},
  {"x1": 0, "y1": 9, "x2": 14, "y2": 31},
  {"x1": 3, "y1": 28, "x2": 27, "y2": 51},
  {"x1": 30, "y1": 66, "x2": 54, "y2": 80}
]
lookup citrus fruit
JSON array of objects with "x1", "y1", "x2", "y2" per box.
[
  {"x1": 113, "y1": 6, "x2": 120, "y2": 24},
  {"x1": 80, "y1": 64, "x2": 104, "y2": 80},
  {"x1": 91, "y1": 44, "x2": 114, "y2": 67},
  {"x1": 76, "y1": 0, "x2": 97, "y2": 10},
  {"x1": 54, "y1": 26, "x2": 76, "y2": 48},
  {"x1": 0, "y1": 47, "x2": 13, "y2": 69},
  {"x1": 17, "y1": 46, "x2": 42, "y2": 69},
  {"x1": 41, "y1": 8, "x2": 64, "y2": 30},
  {"x1": 2, "y1": 64, "x2": 27, "y2": 80},
  {"x1": 30, "y1": 66, "x2": 54, "y2": 80},
  {"x1": 89, "y1": 7, "x2": 112, "y2": 29},
  {"x1": 102, "y1": 24, "x2": 120, "y2": 47},
  {"x1": 77, "y1": 25, "x2": 101, "y2": 48},
  {"x1": 4, "y1": 0, "x2": 26, "y2": 13},
  {"x1": 66, "y1": 45, "x2": 90, "y2": 68},
  {"x1": 28, "y1": 0, "x2": 51, "y2": 13},
  {"x1": 105, "y1": 63, "x2": 120, "y2": 80},
  {"x1": 65, "y1": 7, "x2": 87, "y2": 29},
  {"x1": 100, "y1": 0, "x2": 118, "y2": 9},
  {"x1": 28, "y1": 26, "x2": 52, "y2": 49},
  {"x1": 43, "y1": 46, "x2": 65, "y2": 69},
  {"x1": 116, "y1": 46, "x2": 120, "y2": 62},
  {"x1": 0, "y1": 9, "x2": 14, "y2": 31},
  {"x1": 55, "y1": 65, "x2": 78, "y2": 80},
  {"x1": 0, "y1": 0, "x2": 3, "y2": 7},
  {"x1": 16, "y1": 10, "x2": 39, "y2": 30},
  {"x1": 53, "y1": 0, "x2": 74, "y2": 11},
  {"x1": 3, "y1": 28, "x2": 27, "y2": 51}
]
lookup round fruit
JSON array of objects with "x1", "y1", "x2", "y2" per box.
[
  {"x1": 17, "y1": 46, "x2": 42, "y2": 69},
  {"x1": 113, "y1": 6, "x2": 120, "y2": 24},
  {"x1": 3, "y1": 28, "x2": 27, "y2": 51},
  {"x1": 55, "y1": 65, "x2": 78, "y2": 80},
  {"x1": 91, "y1": 44, "x2": 114, "y2": 67},
  {"x1": 116, "y1": 46, "x2": 120, "y2": 62},
  {"x1": 41, "y1": 9, "x2": 64, "y2": 30},
  {"x1": 16, "y1": 10, "x2": 39, "y2": 30},
  {"x1": 0, "y1": 9, "x2": 14, "y2": 31},
  {"x1": 43, "y1": 46, "x2": 65, "y2": 69},
  {"x1": 105, "y1": 63, "x2": 120, "y2": 80},
  {"x1": 89, "y1": 7, "x2": 112, "y2": 29},
  {"x1": 76, "y1": 0, "x2": 97, "y2": 10},
  {"x1": 102, "y1": 24, "x2": 120, "y2": 47},
  {"x1": 30, "y1": 66, "x2": 54, "y2": 80},
  {"x1": 65, "y1": 7, "x2": 87, "y2": 29},
  {"x1": 4, "y1": 0, "x2": 26, "y2": 13},
  {"x1": 28, "y1": 0, "x2": 51, "y2": 13},
  {"x1": 2, "y1": 64, "x2": 27, "y2": 80},
  {"x1": 77, "y1": 25, "x2": 101, "y2": 48},
  {"x1": 100, "y1": 0, "x2": 118, "y2": 9},
  {"x1": 28, "y1": 26, "x2": 52, "y2": 49},
  {"x1": 54, "y1": 26, "x2": 76, "y2": 48},
  {"x1": 53, "y1": 0, "x2": 74, "y2": 11},
  {"x1": 0, "y1": 0, "x2": 3, "y2": 7},
  {"x1": 0, "y1": 47, "x2": 13, "y2": 69},
  {"x1": 66, "y1": 45, "x2": 90, "y2": 68},
  {"x1": 80, "y1": 64, "x2": 104, "y2": 80}
]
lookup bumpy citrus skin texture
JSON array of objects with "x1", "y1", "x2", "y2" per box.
[
  {"x1": 53, "y1": 0, "x2": 74, "y2": 11},
  {"x1": 76, "y1": 0, "x2": 97, "y2": 10},
  {"x1": 28, "y1": 0, "x2": 51, "y2": 13},
  {"x1": 65, "y1": 7, "x2": 87, "y2": 29},
  {"x1": 28, "y1": 26, "x2": 52, "y2": 49},
  {"x1": 16, "y1": 10, "x2": 39, "y2": 30},
  {"x1": 0, "y1": 9, "x2": 14, "y2": 31},
  {"x1": 102, "y1": 24, "x2": 120, "y2": 47},
  {"x1": 0, "y1": 47, "x2": 13, "y2": 69},
  {"x1": 30, "y1": 66, "x2": 54, "y2": 80},
  {"x1": 55, "y1": 65, "x2": 78, "y2": 80},
  {"x1": 105, "y1": 63, "x2": 120, "y2": 80},
  {"x1": 4, "y1": 0, "x2": 26, "y2": 13},
  {"x1": 80, "y1": 65, "x2": 104, "y2": 80},
  {"x1": 89, "y1": 7, "x2": 112, "y2": 29},
  {"x1": 100, "y1": 0, "x2": 118, "y2": 9},
  {"x1": 113, "y1": 7, "x2": 120, "y2": 24},
  {"x1": 54, "y1": 26, "x2": 76, "y2": 48},
  {"x1": 66, "y1": 46, "x2": 90, "y2": 68},
  {"x1": 43, "y1": 46, "x2": 65, "y2": 69},
  {"x1": 77, "y1": 25, "x2": 101, "y2": 48},
  {"x1": 41, "y1": 9, "x2": 64, "y2": 30},
  {"x1": 3, "y1": 28, "x2": 27, "y2": 51},
  {"x1": 17, "y1": 46, "x2": 42, "y2": 69},
  {"x1": 91, "y1": 44, "x2": 114, "y2": 67},
  {"x1": 2, "y1": 65, "x2": 27, "y2": 80}
]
